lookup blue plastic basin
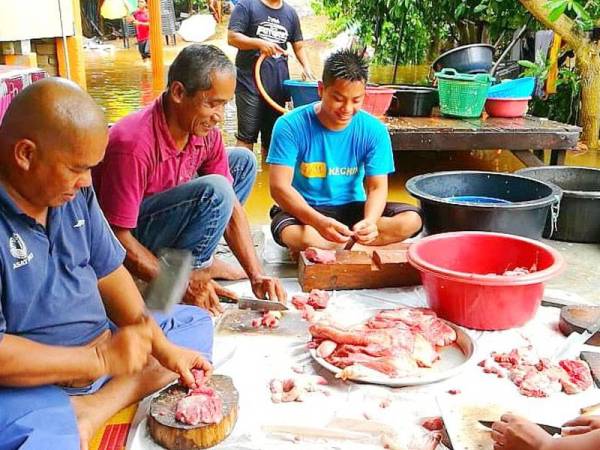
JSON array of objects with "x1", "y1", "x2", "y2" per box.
[
  {"x1": 446, "y1": 196, "x2": 512, "y2": 204},
  {"x1": 284, "y1": 80, "x2": 319, "y2": 107}
]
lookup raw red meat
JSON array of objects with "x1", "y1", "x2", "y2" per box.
[
  {"x1": 175, "y1": 393, "x2": 223, "y2": 425},
  {"x1": 481, "y1": 347, "x2": 593, "y2": 397},
  {"x1": 305, "y1": 247, "x2": 336, "y2": 264},
  {"x1": 307, "y1": 290, "x2": 330, "y2": 309},
  {"x1": 421, "y1": 416, "x2": 444, "y2": 431},
  {"x1": 175, "y1": 370, "x2": 223, "y2": 425},
  {"x1": 251, "y1": 311, "x2": 282, "y2": 329},
  {"x1": 309, "y1": 323, "x2": 393, "y2": 347},
  {"x1": 559, "y1": 359, "x2": 593, "y2": 394}
]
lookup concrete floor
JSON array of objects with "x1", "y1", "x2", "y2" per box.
[{"x1": 544, "y1": 240, "x2": 600, "y2": 305}]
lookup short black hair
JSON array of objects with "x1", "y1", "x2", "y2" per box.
[
  {"x1": 167, "y1": 44, "x2": 235, "y2": 95},
  {"x1": 322, "y1": 48, "x2": 369, "y2": 86}
]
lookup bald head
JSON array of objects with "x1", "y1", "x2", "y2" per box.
[
  {"x1": 0, "y1": 78, "x2": 109, "y2": 211},
  {"x1": 0, "y1": 77, "x2": 106, "y2": 157}
]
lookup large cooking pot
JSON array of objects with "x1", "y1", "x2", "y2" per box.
[
  {"x1": 432, "y1": 44, "x2": 495, "y2": 74},
  {"x1": 384, "y1": 85, "x2": 438, "y2": 117}
]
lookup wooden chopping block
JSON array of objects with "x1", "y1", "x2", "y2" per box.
[
  {"x1": 298, "y1": 246, "x2": 420, "y2": 292},
  {"x1": 558, "y1": 305, "x2": 600, "y2": 346},
  {"x1": 580, "y1": 351, "x2": 600, "y2": 388},
  {"x1": 148, "y1": 375, "x2": 238, "y2": 449}
]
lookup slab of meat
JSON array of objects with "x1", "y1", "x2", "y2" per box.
[
  {"x1": 559, "y1": 359, "x2": 593, "y2": 394},
  {"x1": 305, "y1": 247, "x2": 336, "y2": 264},
  {"x1": 309, "y1": 323, "x2": 393, "y2": 347},
  {"x1": 175, "y1": 370, "x2": 223, "y2": 425},
  {"x1": 175, "y1": 393, "x2": 223, "y2": 425},
  {"x1": 518, "y1": 369, "x2": 562, "y2": 397},
  {"x1": 421, "y1": 416, "x2": 444, "y2": 431},
  {"x1": 292, "y1": 290, "x2": 330, "y2": 311}
]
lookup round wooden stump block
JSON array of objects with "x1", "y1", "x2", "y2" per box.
[
  {"x1": 148, "y1": 375, "x2": 239, "y2": 449},
  {"x1": 559, "y1": 305, "x2": 600, "y2": 346}
]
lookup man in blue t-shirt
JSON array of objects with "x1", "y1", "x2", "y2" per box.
[
  {"x1": 267, "y1": 49, "x2": 422, "y2": 251},
  {"x1": 0, "y1": 79, "x2": 213, "y2": 450},
  {"x1": 228, "y1": 0, "x2": 315, "y2": 152}
]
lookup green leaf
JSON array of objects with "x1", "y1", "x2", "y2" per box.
[
  {"x1": 548, "y1": 3, "x2": 567, "y2": 21},
  {"x1": 518, "y1": 60, "x2": 538, "y2": 68},
  {"x1": 572, "y1": 2, "x2": 591, "y2": 21},
  {"x1": 454, "y1": 2, "x2": 466, "y2": 18},
  {"x1": 474, "y1": 3, "x2": 488, "y2": 13}
]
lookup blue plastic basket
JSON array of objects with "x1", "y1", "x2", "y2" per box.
[
  {"x1": 284, "y1": 80, "x2": 319, "y2": 107},
  {"x1": 487, "y1": 77, "x2": 536, "y2": 99}
]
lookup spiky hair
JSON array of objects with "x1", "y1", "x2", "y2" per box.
[{"x1": 322, "y1": 48, "x2": 369, "y2": 87}]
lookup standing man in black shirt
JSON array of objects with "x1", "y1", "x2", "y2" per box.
[{"x1": 228, "y1": 0, "x2": 315, "y2": 153}]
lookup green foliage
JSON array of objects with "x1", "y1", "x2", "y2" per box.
[
  {"x1": 519, "y1": 56, "x2": 581, "y2": 125},
  {"x1": 313, "y1": 0, "x2": 529, "y2": 64},
  {"x1": 543, "y1": 0, "x2": 599, "y2": 29}
]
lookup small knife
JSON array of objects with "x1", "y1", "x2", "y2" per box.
[
  {"x1": 237, "y1": 296, "x2": 288, "y2": 312},
  {"x1": 344, "y1": 236, "x2": 356, "y2": 251},
  {"x1": 479, "y1": 420, "x2": 561, "y2": 436}
]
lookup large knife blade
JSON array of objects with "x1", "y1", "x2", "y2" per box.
[
  {"x1": 237, "y1": 296, "x2": 288, "y2": 312},
  {"x1": 479, "y1": 420, "x2": 561, "y2": 436}
]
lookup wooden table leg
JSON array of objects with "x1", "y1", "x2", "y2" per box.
[
  {"x1": 533, "y1": 149, "x2": 545, "y2": 161},
  {"x1": 550, "y1": 149, "x2": 566, "y2": 165},
  {"x1": 512, "y1": 150, "x2": 545, "y2": 167}
]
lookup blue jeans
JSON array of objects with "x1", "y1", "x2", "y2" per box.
[
  {"x1": 133, "y1": 147, "x2": 257, "y2": 269},
  {"x1": 0, "y1": 305, "x2": 213, "y2": 450}
]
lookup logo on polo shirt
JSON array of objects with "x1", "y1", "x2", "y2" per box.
[{"x1": 9, "y1": 233, "x2": 33, "y2": 269}]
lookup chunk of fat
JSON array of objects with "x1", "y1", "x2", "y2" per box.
[
  {"x1": 412, "y1": 334, "x2": 439, "y2": 368},
  {"x1": 317, "y1": 340, "x2": 337, "y2": 358}
]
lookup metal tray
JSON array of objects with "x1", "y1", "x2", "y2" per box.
[{"x1": 310, "y1": 321, "x2": 475, "y2": 387}]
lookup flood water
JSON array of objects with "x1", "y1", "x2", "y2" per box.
[{"x1": 85, "y1": 11, "x2": 600, "y2": 224}]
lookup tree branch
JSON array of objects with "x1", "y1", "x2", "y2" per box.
[{"x1": 519, "y1": 0, "x2": 587, "y2": 49}]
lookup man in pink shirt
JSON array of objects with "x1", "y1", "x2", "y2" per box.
[{"x1": 93, "y1": 45, "x2": 286, "y2": 314}]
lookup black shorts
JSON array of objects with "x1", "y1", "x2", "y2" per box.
[
  {"x1": 269, "y1": 202, "x2": 423, "y2": 247},
  {"x1": 235, "y1": 85, "x2": 282, "y2": 150}
]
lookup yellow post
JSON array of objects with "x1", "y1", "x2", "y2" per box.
[
  {"x1": 546, "y1": 35, "x2": 562, "y2": 95},
  {"x1": 148, "y1": 0, "x2": 165, "y2": 94},
  {"x1": 56, "y1": 0, "x2": 87, "y2": 89}
]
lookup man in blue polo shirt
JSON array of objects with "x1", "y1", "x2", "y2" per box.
[
  {"x1": 0, "y1": 78, "x2": 213, "y2": 450},
  {"x1": 267, "y1": 49, "x2": 422, "y2": 251}
]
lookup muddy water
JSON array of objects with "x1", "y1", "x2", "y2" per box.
[{"x1": 85, "y1": 14, "x2": 600, "y2": 224}]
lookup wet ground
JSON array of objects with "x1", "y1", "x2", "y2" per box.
[{"x1": 84, "y1": 10, "x2": 600, "y2": 225}]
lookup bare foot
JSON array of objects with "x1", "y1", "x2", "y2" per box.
[
  {"x1": 70, "y1": 395, "x2": 110, "y2": 450},
  {"x1": 207, "y1": 257, "x2": 247, "y2": 280}
]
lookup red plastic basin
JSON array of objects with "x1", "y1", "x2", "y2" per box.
[
  {"x1": 408, "y1": 231, "x2": 564, "y2": 330},
  {"x1": 485, "y1": 97, "x2": 530, "y2": 118},
  {"x1": 362, "y1": 87, "x2": 395, "y2": 116}
]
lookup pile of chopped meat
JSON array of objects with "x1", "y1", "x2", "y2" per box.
[
  {"x1": 304, "y1": 247, "x2": 337, "y2": 264},
  {"x1": 309, "y1": 307, "x2": 457, "y2": 379},
  {"x1": 175, "y1": 369, "x2": 223, "y2": 425},
  {"x1": 292, "y1": 290, "x2": 330, "y2": 321},
  {"x1": 479, "y1": 346, "x2": 593, "y2": 397},
  {"x1": 251, "y1": 311, "x2": 282, "y2": 329},
  {"x1": 268, "y1": 375, "x2": 328, "y2": 403}
]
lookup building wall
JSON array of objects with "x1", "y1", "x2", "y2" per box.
[
  {"x1": 0, "y1": 0, "x2": 74, "y2": 41},
  {"x1": 32, "y1": 40, "x2": 59, "y2": 76}
]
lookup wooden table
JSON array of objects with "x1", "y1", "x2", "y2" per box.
[{"x1": 385, "y1": 114, "x2": 581, "y2": 166}]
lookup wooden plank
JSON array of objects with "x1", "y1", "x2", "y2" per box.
[
  {"x1": 298, "y1": 249, "x2": 420, "y2": 292},
  {"x1": 550, "y1": 149, "x2": 567, "y2": 165},
  {"x1": 511, "y1": 150, "x2": 545, "y2": 167},
  {"x1": 389, "y1": 130, "x2": 580, "y2": 151}
]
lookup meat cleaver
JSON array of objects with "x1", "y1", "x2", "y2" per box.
[
  {"x1": 479, "y1": 420, "x2": 561, "y2": 436},
  {"x1": 237, "y1": 296, "x2": 288, "y2": 312},
  {"x1": 144, "y1": 248, "x2": 193, "y2": 313}
]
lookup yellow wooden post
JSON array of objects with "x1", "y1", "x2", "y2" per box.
[
  {"x1": 148, "y1": 0, "x2": 165, "y2": 94},
  {"x1": 546, "y1": 35, "x2": 562, "y2": 95},
  {"x1": 56, "y1": 0, "x2": 87, "y2": 89}
]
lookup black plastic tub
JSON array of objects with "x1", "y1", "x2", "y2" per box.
[
  {"x1": 384, "y1": 85, "x2": 438, "y2": 117},
  {"x1": 406, "y1": 171, "x2": 562, "y2": 240},
  {"x1": 432, "y1": 44, "x2": 495, "y2": 74},
  {"x1": 517, "y1": 166, "x2": 600, "y2": 243}
]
